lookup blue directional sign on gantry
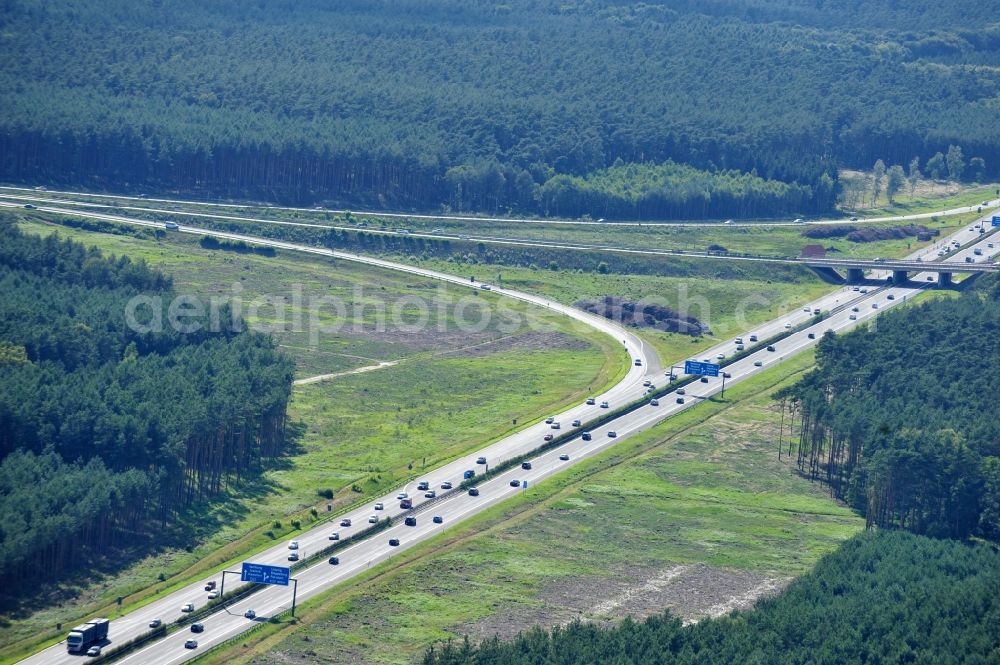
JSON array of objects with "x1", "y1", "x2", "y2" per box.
[
  {"x1": 241, "y1": 562, "x2": 290, "y2": 586},
  {"x1": 684, "y1": 360, "x2": 720, "y2": 377},
  {"x1": 992, "y1": 215, "x2": 1000, "y2": 227}
]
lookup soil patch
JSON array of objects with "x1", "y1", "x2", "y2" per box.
[{"x1": 576, "y1": 296, "x2": 710, "y2": 335}]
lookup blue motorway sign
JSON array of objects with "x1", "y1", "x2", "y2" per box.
[
  {"x1": 241, "y1": 562, "x2": 290, "y2": 586},
  {"x1": 684, "y1": 360, "x2": 720, "y2": 377},
  {"x1": 992, "y1": 216, "x2": 1000, "y2": 227}
]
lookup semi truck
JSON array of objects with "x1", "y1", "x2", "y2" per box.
[{"x1": 67, "y1": 618, "x2": 109, "y2": 653}]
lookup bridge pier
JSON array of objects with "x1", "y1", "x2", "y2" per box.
[
  {"x1": 938, "y1": 272, "x2": 953, "y2": 288},
  {"x1": 892, "y1": 269, "x2": 909, "y2": 285},
  {"x1": 846, "y1": 268, "x2": 865, "y2": 284}
]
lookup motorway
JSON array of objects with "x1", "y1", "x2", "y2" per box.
[
  {"x1": 2, "y1": 184, "x2": 997, "y2": 228},
  {"x1": 9, "y1": 200, "x2": 998, "y2": 665},
  {"x1": 5, "y1": 191, "x2": 996, "y2": 276}
]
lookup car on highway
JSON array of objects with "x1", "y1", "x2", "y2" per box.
[
  {"x1": 340, "y1": 518, "x2": 352, "y2": 527},
  {"x1": 650, "y1": 398, "x2": 659, "y2": 406},
  {"x1": 417, "y1": 481, "x2": 430, "y2": 490},
  {"x1": 205, "y1": 580, "x2": 217, "y2": 591},
  {"x1": 329, "y1": 532, "x2": 340, "y2": 541},
  {"x1": 521, "y1": 461, "x2": 532, "y2": 470},
  {"x1": 872, "y1": 302, "x2": 879, "y2": 309},
  {"x1": 328, "y1": 556, "x2": 339, "y2": 565},
  {"x1": 288, "y1": 540, "x2": 299, "y2": 549},
  {"x1": 600, "y1": 401, "x2": 609, "y2": 408},
  {"x1": 510, "y1": 479, "x2": 521, "y2": 487},
  {"x1": 736, "y1": 344, "x2": 744, "y2": 350},
  {"x1": 543, "y1": 433, "x2": 553, "y2": 441},
  {"x1": 545, "y1": 416, "x2": 555, "y2": 424},
  {"x1": 767, "y1": 345, "x2": 776, "y2": 352},
  {"x1": 191, "y1": 623, "x2": 204, "y2": 633},
  {"x1": 852, "y1": 306, "x2": 860, "y2": 312},
  {"x1": 185, "y1": 639, "x2": 198, "y2": 649},
  {"x1": 400, "y1": 497, "x2": 413, "y2": 508},
  {"x1": 677, "y1": 388, "x2": 686, "y2": 395},
  {"x1": 441, "y1": 481, "x2": 453, "y2": 490},
  {"x1": 479, "y1": 284, "x2": 492, "y2": 290},
  {"x1": 749, "y1": 334, "x2": 758, "y2": 342},
  {"x1": 716, "y1": 353, "x2": 725, "y2": 359},
  {"x1": 607, "y1": 430, "x2": 617, "y2": 437},
  {"x1": 397, "y1": 491, "x2": 408, "y2": 500},
  {"x1": 468, "y1": 487, "x2": 480, "y2": 496},
  {"x1": 581, "y1": 431, "x2": 592, "y2": 440},
  {"x1": 389, "y1": 538, "x2": 400, "y2": 546},
  {"x1": 207, "y1": 590, "x2": 219, "y2": 599},
  {"x1": 735, "y1": 337, "x2": 743, "y2": 344},
  {"x1": 368, "y1": 515, "x2": 379, "y2": 524},
  {"x1": 476, "y1": 456, "x2": 487, "y2": 464},
  {"x1": 165, "y1": 221, "x2": 180, "y2": 230},
  {"x1": 807, "y1": 332, "x2": 816, "y2": 339},
  {"x1": 887, "y1": 294, "x2": 897, "y2": 301},
  {"x1": 586, "y1": 397, "x2": 596, "y2": 405},
  {"x1": 634, "y1": 358, "x2": 642, "y2": 366},
  {"x1": 784, "y1": 323, "x2": 792, "y2": 329},
  {"x1": 849, "y1": 314, "x2": 857, "y2": 320},
  {"x1": 754, "y1": 360, "x2": 763, "y2": 367},
  {"x1": 676, "y1": 397, "x2": 685, "y2": 404},
  {"x1": 724, "y1": 219, "x2": 734, "y2": 224},
  {"x1": 374, "y1": 502, "x2": 384, "y2": 510},
  {"x1": 149, "y1": 618, "x2": 162, "y2": 628},
  {"x1": 433, "y1": 515, "x2": 444, "y2": 523},
  {"x1": 700, "y1": 377, "x2": 709, "y2": 383},
  {"x1": 463, "y1": 469, "x2": 475, "y2": 479},
  {"x1": 572, "y1": 419, "x2": 582, "y2": 427},
  {"x1": 794, "y1": 218, "x2": 804, "y2": 224},
  {"x1": 404, "y1": 516, "x2": 417, "y2": 526},
  {"x1": 23, "y1": 203, "x2": 36, "y2": 209},
  {"x1": 288, "y1": 552, "x2": 299, "y2": 561},
  {"x1": 87, "y1": 646, "x2": 102, "y2": 657},
  {"x1": 551, "y1": 422, "x2": 560, "y2": 429},
  {"x1": 559, "y1": 453, "x2": 570, "y2": 461},
  {"x1": 181, "y1": 603, "x2": 195, "y2": 612},
  {"x1": 850, "y1": 216, "x2": 858, "y2": 221},
  {"x1": 425, "y1": 490, "x2": 436, "y2": 498},
  {"x1": 245, "y1": 610, "x2": 257, "y2": 619}
]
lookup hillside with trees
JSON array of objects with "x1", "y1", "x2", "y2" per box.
[
  {"x1": 776, "y1": 276, "x2": 1000, "y2": 540},
  {"x1": 422, "y1": 531, "x2": 1000, "y2": 665},
  {"x1": 1, "y1": 0, "x2": 997, "y2": 217},
  {"x1": 0, "y1": 224, "x2": 294, "y2": 595}
]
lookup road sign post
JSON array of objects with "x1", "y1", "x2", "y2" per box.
[{"x1": 684, "y1": 360, "x2": 720, "y2": 377}]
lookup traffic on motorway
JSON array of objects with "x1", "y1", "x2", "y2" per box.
[{"x1": 9, "y1": 198, "x2": 998, "y2": 665}]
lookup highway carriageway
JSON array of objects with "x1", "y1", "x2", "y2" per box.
[{"x1": 9, "y1": 203, "x2": 1000, "y2": 665}]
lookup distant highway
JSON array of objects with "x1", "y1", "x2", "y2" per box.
[
  {"x1": 2, "y1": 184, "x2": 997, "y2": 227},
  {"x1": 8, "y1": 201, "x2": 999, "y2": 665},
  {"x1": 3, "y1": 192, "x2": 996, "y2": 276}
]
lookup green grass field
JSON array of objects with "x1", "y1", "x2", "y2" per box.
[
  {"x1": 198, "y1": 351, "x2": 862, "y2": 665},
  {"x1": 0, "y1": 220, "x2": 622, "y2": 659}
]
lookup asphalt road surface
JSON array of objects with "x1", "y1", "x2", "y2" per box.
[{"x1": 9, "y1": 200, "x2": 998, "y2": 665}]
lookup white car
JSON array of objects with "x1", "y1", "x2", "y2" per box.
[
  {"x1": 288, "y1": 552, "x2": 299, "y2": 561},
  {"x1": 181, "y1": 603, "x2": 194, "y2": 613},
  {"x1": 754, "y1": 360, "x2": 763, "y2": 367},
  {"x1": 716, "y1": 353, "x2": 725, "y2": 359},
  {"x1": 643, "y1": 379, "x2": 651, "y2": 386},
  {"x1": 288, "y1": 540, "x2": 299, "y2": 550},
  {"x1": 397, "y1": 492, "x2": 408, "y2": 500},
  {"x1": 207, "y1": 590, "x2": 219, "y2": 599},
  {"x1": 374, "y1": 502, "x2": 384, "y2": 510},
  {"x1": 784, "y1": 323, "x2": 792, "y2": 329},
  {"x1": 369, "y1": 515, "x2": 379, "y2": 524},
  {"x1": 329, "y1": 532, "x2": 340, "y2": 541}
]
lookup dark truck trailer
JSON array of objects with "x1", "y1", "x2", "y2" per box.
[{"x1": 67, "y1": 618, "x2": 109, "y2": 653}]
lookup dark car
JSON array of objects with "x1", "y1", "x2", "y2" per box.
[
  {"x1": 340, "y1": 518, "x2": 352, "y2": 527},
  {"x1": 476, "y1": 456, "x2": 487, "y2": 464},
  {"x1": 328, "y1": 556, "x2": 340, "y2": 565},
  {"x1": 191, "y1": 623, "x2": 204, "y2": 633},
  {"x1": 543, "y1": 433, "x2": 553, "y2": 441},
  {"x1": 807, "y1": 332, "x2": 816, "y2": 339},
  {"x1": 389, "y1": 538, "x2": 400, "y2": 546},
  {"x1": 510, "y1": 479, "x2": 521, "y2": 487},
  {"x1": 521, "y1": 461, "x2": 532, "y2": 470},
  {"x1": 766, "y1": 345, "x2": 776, "y2": 352},
  {"x1": 581, "y1": 432, "x2": 592, "y2": 441},
  {"x1": 404, "y1": 516, "x2": 417, "y2": 526},
  {"x1": 676, "y1": 397, "x2": 685, "y2": 404},
  {"x1": 700, "y1": 376, "x2": 709, "y2": 383},
  {"x1": 559, "y1": 453, "x2": 570, "y2": 461},
  {"x1": 433, "y1": 515, "x2": 443, "y2": 524},
  {"x1": 468, "y1": 487, "x2": 480, "y2": 496},
  {"x1": 185, "y1": 640, "x2": 198, "y2": 649}
]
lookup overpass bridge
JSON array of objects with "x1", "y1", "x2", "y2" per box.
[{"x1": 802, "y1": 258, "x2": 998, "y2": 286}]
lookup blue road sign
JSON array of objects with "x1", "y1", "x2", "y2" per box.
[
  {"x1": 992, "y1": 216, "x2": 1000, "y2": 227},
  {"x1": 523, "y1": 480, "x2": 528, "y2": 489},
  {"x1": 241, "y1": 562, "x2": 290, "y2": 586},
  {"x1": 684, "y1": 360, "x2": 720, "y2": 377}
]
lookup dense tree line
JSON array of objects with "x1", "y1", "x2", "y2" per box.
[
  {"x1": 775, "y1": 276, "x2": 1000, "y2": 540},
  {"x1": 1, "y1": 1, "x2": 998, "y2": 217},
  {"x1": 0, "y1": 225, "x2": 293, "y2": 590},
  {"x1": 422, "y1": 531, "x2": 999, "y2": 664}
]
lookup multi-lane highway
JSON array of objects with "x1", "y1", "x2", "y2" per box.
[
  {"x1": 9, "y1": 199, "x2": 998, "y2": 665},
  {"x1": 3, "y1": 184, "x2": 996, "y2": 228}
]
